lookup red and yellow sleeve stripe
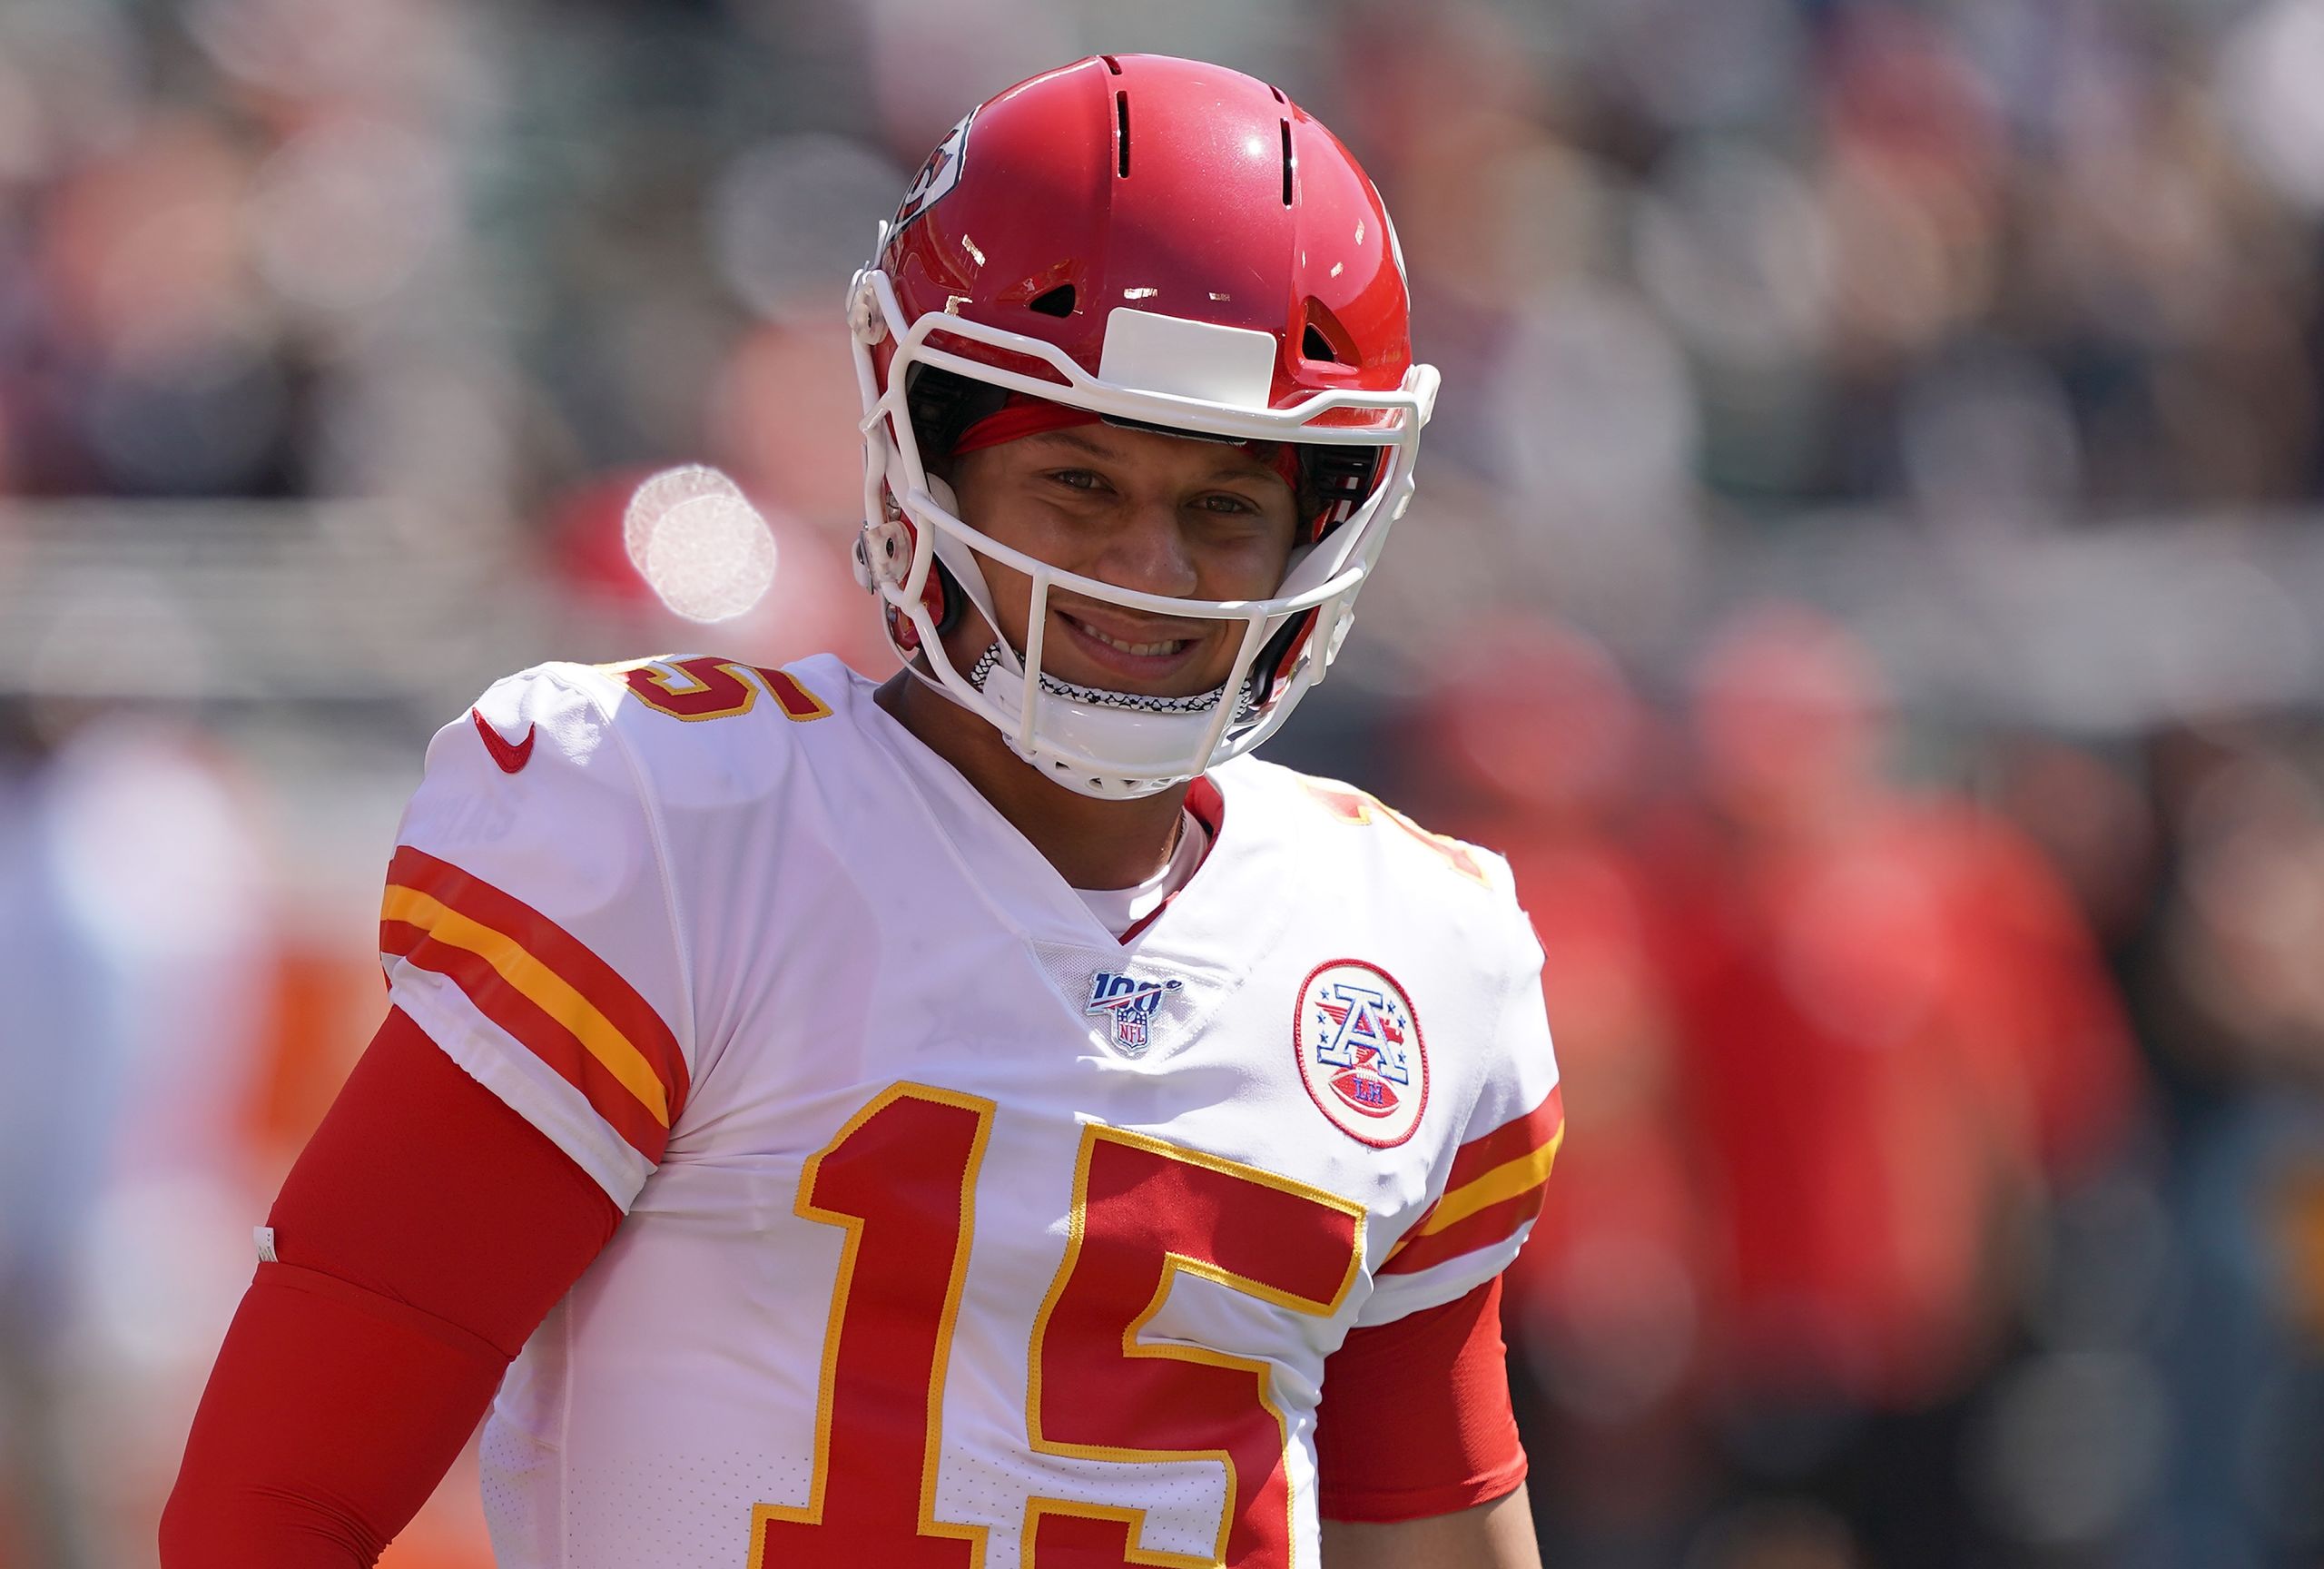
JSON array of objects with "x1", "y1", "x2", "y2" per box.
[
  {"x1": 1380, "y1": 1084, "x2": 1564, "y2": 1277},
  {"x1": 379, "y1": 845, "x2": 689, "y2": 1165}
]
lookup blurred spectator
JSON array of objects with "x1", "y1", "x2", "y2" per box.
[
  {"x1": 0, "y1": 705, "x2": 279, "y2": 1566},
  {"x1": 2133, "y1": 724, "x2": 2324, "y2": 1566},
  {"x1": 0, "y1": 706, "x2": 114, "y2": 1569},
  {"x1": 1406, "y1": 604, "x2": 2153, "y2": 1567},
  {"x1": 1406, "y1": 618, "x2": 1711, "y2": 1563},
  {"x1": 1657, "y1": 605, "x2": 2141, "y2": 1566},
  {"x1": 1669, "y1": 602, "x2": 2137, "y2": 1348}
]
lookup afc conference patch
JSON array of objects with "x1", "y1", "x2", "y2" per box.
[{"x1": 1294, "y1": 960, "x2": 1427, "y2": 1147}]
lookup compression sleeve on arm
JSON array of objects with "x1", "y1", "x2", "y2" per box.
[
  {"x1": 1313, "y1": 1275, "x2": 1529, "y2": 1524},
  {"x1": 161, "y1": 1007, "x2": 623, "y2": 1567}
]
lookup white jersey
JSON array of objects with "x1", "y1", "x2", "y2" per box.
[{"x1": 379, "y1": 653, "x2": 1562, "y2": 1569}]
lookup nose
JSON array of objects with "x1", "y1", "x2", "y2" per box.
[{"x1": 1088, "y1": 498, "x2": 1200, "y2": 598}]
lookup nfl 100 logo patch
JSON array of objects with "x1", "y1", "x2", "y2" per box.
[
  {"x1": 1084, "y1": 971, "x2": 1183, "y2": 1057},
  {"x1": 1294, "y1": 960, "x2": 1428, "y2": 1147}
]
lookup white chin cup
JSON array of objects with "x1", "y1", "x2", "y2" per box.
[{"x1": 973, "y1": 658, "x2": 1226, "y2": 798}]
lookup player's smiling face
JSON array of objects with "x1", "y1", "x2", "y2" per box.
[{"x1": 946, "y1": 422, "x2": 1302, "y2": 698}]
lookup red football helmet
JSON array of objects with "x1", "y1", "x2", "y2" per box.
[{"x1": 848, "y1": 54, "x2": 1438, "y2": 798}]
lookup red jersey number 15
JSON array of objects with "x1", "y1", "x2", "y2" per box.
[{"x1": 748, "y1": 1083, "x2": 1365, "y2": 1569}]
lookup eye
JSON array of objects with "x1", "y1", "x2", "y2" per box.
[
  {"x1": 1044, "y1": 468, "x2": 1109, "y2": 493},
  {"x1": 1194, "y1": 492, "x2": 1261, "y2": 515}
]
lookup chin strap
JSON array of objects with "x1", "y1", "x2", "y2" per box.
[{"x1": 966, "y1": 644, "x2": 1257, "y2": 719}]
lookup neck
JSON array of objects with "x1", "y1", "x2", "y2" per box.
[{"x1": 876, "y1": 671, "x2": 1190, "y2": 890}]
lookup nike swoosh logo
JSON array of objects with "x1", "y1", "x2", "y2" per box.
[{"x1": 471, "y1": 708, "x2": 537, "y2": 774}]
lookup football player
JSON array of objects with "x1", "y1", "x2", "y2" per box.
[{"x1": 164, "y1": 55, "x2": 1561, "y2": 1569}]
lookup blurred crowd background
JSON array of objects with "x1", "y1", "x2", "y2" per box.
[{"x1": 4, "y1": 0, "x2": 2324, "y2": 1565}]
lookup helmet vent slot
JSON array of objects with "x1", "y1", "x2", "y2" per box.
[
  {"x1": 1101, "y1": 54, "x2": 1123, "y2": 74},
  {"x1": 1116, "y1": 91, "x2": 1131, "y2": 177},
  {"x1": 1029, "y1": 284, "x2": 1077, "y2": 318},
  {"x1": 1279, "y1": 120, "x2": 1294, "y2": 205},
  {"x1": 1302, "y1": 298, "x2": 1356, "y2": 365}
]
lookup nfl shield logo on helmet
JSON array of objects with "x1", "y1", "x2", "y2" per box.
[
  {"x1": 1084, "y1": 971, "x2": 1182, "y2": 1057},
  {"x1": 1294, "y1": 960, "x2": 1428, "y2": 1147}
]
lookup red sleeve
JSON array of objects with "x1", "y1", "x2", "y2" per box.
[
  {"x1": 162, "y1": 1008, "x2": 622, "y2": 1567},
  {"x1": 1312, "y1": 1275, "x2": 1528, "y2": 1523}
]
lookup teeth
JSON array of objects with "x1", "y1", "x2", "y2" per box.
[{"x1": 1068, "y1": 617, "x2": 1184, "y2": 658}]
